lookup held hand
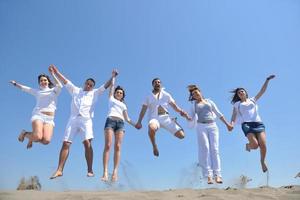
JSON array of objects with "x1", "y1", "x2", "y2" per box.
[
  {"x1": 112, "y1": 69, "x2": 119, "y2": 77},
  {"x1": 186, "y1": 115, "x2": 192, "y2": 121},
  {"x1": 227, "y1": 124, "x2": 234, "y2": 132},
  {"x1": 48, "y1": 65, "x2": 54, "y2": 73},
  {"x1": 266, "y1": 75, "x2": 275, "y2": 81},
  {"x1": 135, "y1": 122, "x2": 142, "y2": 130},
  {"x1": 50, "y1": 65, "x2": 58, "y2": 73}
]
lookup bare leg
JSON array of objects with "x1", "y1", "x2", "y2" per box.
[
  {"x1": 41, "y1": 123, "x2": 54, "y2": 145},
  {"x1": 174, "y1": 130, "x2": 185, "y2": 139},
  {"x1": 83, "y1": 139, "x2": 94, "y2": 176},
  {"x1": 246, "y1": 133, "x2": 259, "y2": 152},
  {"x1": 20, "y1": 120, "x2": 44, "y2": 149},
  {"x1": 111, "y1": 130, "x2": 124, "y2": 182},
  {"x1": 50, "y1": 141, "x2": 71, "y2": 179},
  {"x1": 101, "y1": 129, "x2": 113, "y2": 181},
  {"x1": 148, "y1": 122, "x2": 159, "y2": 157},
  {"x1": 257, "y1": 132, "x2": 268, "y2": 172}
]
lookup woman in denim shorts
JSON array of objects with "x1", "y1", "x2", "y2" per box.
[
  {"x1": 101, "y1": 74, "x2": 136, "y2": 182},
  {"x1": 230, "y1": 75, "x2": 275, "y2": 173}
]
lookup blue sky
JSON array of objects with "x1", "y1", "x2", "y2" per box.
[{"x1": 1, "y1": 0, "x2": 299, "y2": 191}]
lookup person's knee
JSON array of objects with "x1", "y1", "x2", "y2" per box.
[
  {"x1": 41, "y1": 139, "x2": 50, "y2": 145},
  {"x1": 83, "y1": 140, "x2": 93, "y2": 149},
  {"x1": 114, "y1": 143, "x2": 122, "y2": 152},
  {"x1": 32, "y1": 133, "x2": 43, "y2": 141},
  {"x1": 148, "y1": 123, "x2": 158, "y2": 132},
  {"x1": 259, "y1": 142, "x2": 266, "y2": 150},
  {"x1": 175, "y1": 130, "x2": 185, "y2": 139},
  {"x1": 62, "y1": 141, "x2": 71, "y2": 149},
  {"x1": 252, "y1": 143, "x2": 259, "y2": 149},
  {"x1": 104, "y1": 142, "x2": 112, "y2": 151},
  {"x1": 210, "y1": 147, "x2": 219, "y2": 155}
]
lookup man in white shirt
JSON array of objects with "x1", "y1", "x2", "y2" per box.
[
  {"x1": 135, "y1": 78, "x2": 190, "y2": 157},
  {"x1": 50, "y1": 66, "x2": 118, "y2": 179}
]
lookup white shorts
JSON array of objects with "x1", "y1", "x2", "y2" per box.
[
  {"x1": 31, "y1": 112, "x2": 55, "y2": 126},
  {"x1": 148, "y1": 115, "x2": 182, "y2": 135},
  {"x1": 63, "y1": 116, "x2": 93, "y2": 143}
]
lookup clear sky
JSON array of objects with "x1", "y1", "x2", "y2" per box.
[{"x1": 1, "y1": 0, "x2": 299, "y2": 191}]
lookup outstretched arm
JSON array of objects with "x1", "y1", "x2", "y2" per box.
[
  {"x1": 50, "y1": 65, "x2": 68, "y2": 85},
  {"x1": 255, "y1": 75, "x2": 275, "y2": 101},
  {"x1": 104, "y1": 69, "x2": 118, "y2": 89},
  {"x1": 169, "y1": 101, "x2": 192, "y2": 120},
  {"x1": 135, "y1": 105, "x2": 148, "y2": 129},
  {"x1": 49, "y1": 65, "x2": 63, "y2": 88},
  {"x1": 9, "y1": 80, "x2": 23, "y2": 90},
  {"x1": 220, "y1": 116, "x2": 233, "y2": 132}
]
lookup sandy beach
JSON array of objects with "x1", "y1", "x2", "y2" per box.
[{"x1": 1, "y1": 185, "x2": 300, "y2": 200}]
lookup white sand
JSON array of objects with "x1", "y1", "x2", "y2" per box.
[{"x1": 1, "y1": 186, "x2": 300, "y2": 200}]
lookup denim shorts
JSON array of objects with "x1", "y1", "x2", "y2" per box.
[
  {"x1": 242, "y1": 122, "x2": 265, "y2": 137},
  {"x1": 104, "y1": 117, "x2": 125, "y2": 132}
]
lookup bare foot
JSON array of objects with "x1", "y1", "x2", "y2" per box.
[
  {"x1": 101, "y1": 173, "x2": 109, "y2": 182},
  {"x1": 18, "y1": 130, "x2": 26, "y2": 142},
  {"x1": 207, "y1": 177, "x2": 213, "y2": 184},
  {"x1": 261, "y1": 161, "x2": 268, "y2": 173},
  {"x1": 50, "y1": 170, "x2": 63, "y2": 179},
  {"x1": 215, "y1": 176, "x2": 223, "y2": 184},
  {"x1": 153, "y1": 147, "x2": 159, "y2": 157},
  {"x1": 87, "y1": 172, "x2": 94, "y2": 177},
  {"x1": 245, "y1": 143, "x2": 250, "y2": 152},
  {"x1": 26, "y1": 140, "x2": 33, "y2": 149},
  {"x1": 111, "y1": 174, "x2": 118, "y2": 182}
]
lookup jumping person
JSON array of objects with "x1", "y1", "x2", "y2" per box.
[
  {"x1": 50, "y1": 66, "x2": 118, "y2": 179},
  {"x1": 187, "y1": 85, "x2": 232, "y2": 184},
  {"x1": 101, "y1": 73, "x2": 136, "y2": 182},
  {"x1": 135, "y1": 78, "x2": 191, "y2": 157},
  {"x1": 230, "y1": 75, "x2": 275, "y2": 173},
  {"x1": 10, "y1": 65, "x2": 62, "y2": 149}
]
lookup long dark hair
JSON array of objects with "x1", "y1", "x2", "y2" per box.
[
  {"x1": 230, "y1": 87, "x2": 248, "y2": 104},
  {"x1": 114, "y1": 85, "x2": 126, "y2": 102},
  {"x1": 187, "y1": 84, "x2": 202, "y2": 101},
  {"x1": 38, "y1": 74, "x2": 54, "y2": 88}
]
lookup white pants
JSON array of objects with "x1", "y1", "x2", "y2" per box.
[{"x1": 196, "y1": 122, "x2": 221, "y2": 178}]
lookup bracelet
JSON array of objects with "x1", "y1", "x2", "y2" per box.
[{"x1": 13, "y1": 82, "x2": 17, "y2": 86}]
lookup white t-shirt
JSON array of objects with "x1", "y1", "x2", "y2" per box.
[
  {"x1": 143, "y1": 89, "x2": 175, "y2": 121},
  {"x1": 234, "y1": 97, "x2": 262, "y2": 123},
  {"x1": 65, "y1": 80, "x2": 105, "y2": 119},
  {"x1": 107, "y1": 96, "x2": 127, "y2": 120},
  {"x1": 21, "y1": 85, "x2": 62, "y2": 114}
]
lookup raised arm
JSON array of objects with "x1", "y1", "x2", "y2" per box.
[
  {"x1": 108, "y1": 77, "x2": 116, "y2": 98},
  {"x1": 104, "y1": 69, "x2": 118, "y2": 89},
  {"x1": 135, "y1": 105, "x2": 148, "y2": 129},
  {"x1": 50, "y1": 65, "x2": 68, "y2": 85},
  {"x1": 254, "y1": 75, "x2": 275, "y2": 101},
  {"x1": 49, "y1": 65, "x2": 63, "y2": 88}
]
